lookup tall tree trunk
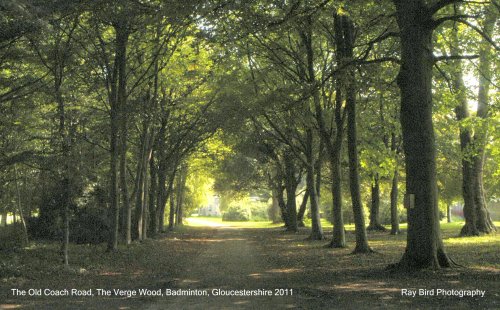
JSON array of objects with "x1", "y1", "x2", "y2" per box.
[
  {"x1": 306, "y1": 129, "x2": 324, "y2": 240},
  {"x1": 175, "y1": 166, "x2": 187, "y2": 226},
  {"x1": 119, "y1": 80, "x2": 130, "y2": 244},
  {"x1": 450, "y1": 21, "x2": 478, "y2": 236},
  {"x1": 342, "y1": 15, "x2": 371, "y2": 254},
  {"x1": 390, "y1": 135, "x2": 400, "y2": 235},
  {"x1": 270, "y1": 186, "x2": 282, "y2": 224},
  {"x1": 1, "y1": 210, "x2": 6, "y2": 226},
  {"x1": 392, "y1": 0, "x2": 451, "y2": 269},
  {"x1": 462, "y1": 5, "x2": 496, "y2": 235},
  {"x1": 276, "y1": 183, "x2": 288, "y2": 226},
  {"x1": 284, "y1": 150, "x2": 298, "y2": 232},
  {"x1": 142, "y1": 156, "x2": 149, "y2": 239},
  {"x1": 168, "y1": 179, "x2": 175, "y2": 231},
  {"x1": 108, "y1": 24, "x2": 129, "y2": 251},
  {"x1": 327, "y1": 13, "x2": 350, "y2": 249},
  {"x1": 14, "y1": 165, "x2": 28, "y2": 246},
  {"x1": 367, "y1": 174, "x2": 386, "y2": 231},
  {"x1": 148, "y1": 152, "x2": 158, "y2": 234},
  {"x1": 134, "y1": 125, "x2": 148, "y2": 241},
  {"x1": 55, "y1": 69, "x2": 69, "y2": 264},
  {"x1": 297, "y1": 187, "x2": 309, "y2": 227}
]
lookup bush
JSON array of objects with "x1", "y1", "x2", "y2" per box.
[
  {"x1": 222, "y1": 205, "x2": 250, "y2": 221},
  {"x1": 70, "y1": 207, "x2": 109, "y2": 244},
  {"x1": 250, "y1": 201, "x2": 270, "y2": 221},
  {"x1": 0, "y1": 224, "x2": 28, "y2": 250}
]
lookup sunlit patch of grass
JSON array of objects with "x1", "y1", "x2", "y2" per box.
[{"x1": 186, "y1": 216, "x2": 282, "y2": 228}]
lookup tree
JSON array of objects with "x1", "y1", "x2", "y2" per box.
[{"x1": 459, "y1": 3, "x2": 497, "y2": 235}]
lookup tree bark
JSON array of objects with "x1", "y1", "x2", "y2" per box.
[
  {"x1": 284, "y1": 150, "x2": 298, "y2": 232},
  {"x1": 392, "y1": 0, "x2": 451, "y2": 269},
  {"x1": 1, "y1": 210, "x2": 6, "y2": 226},
  {"x1": 175, "y1": 165, "x2": 187, "y2": 226},
  {"x1": 118, "y1": 29, "x2": 130, "y2": 245},
  {"x1": 108, "y1": 23, "x2": 129, "y2": 252},
  {"x1": 306, "y1": 129, "x2": 324, "y2": 240},
  {"x1": 148, "y1": 152, "x2": 158, "y2": 234},
  {"x1": 276, "y1": 182, "x2": 288, "y2": 226},
  {"x1": 296, "y1": 187, "x2": 309, "y2": 227},
  {"x1": 341, "y1": 15, "x2": 371, "y2": 254},
  {"x1": 367, "y1": 174, "x2": 386, "y2": 231},
  {"x1": 270, "y1": 186, "x2": 282, "y2": 224},
  {"x1": 54, "y1": 61, "x2": 69, "y2": 264},
  {"x1": 450, "y1": 21, "x2": 479, "y2": 236},
  {"x1": 168, "y1": 179, "x2": 175, "y2": 231},
  {"x1": 14, "y1": 165, "x2": 29, "y2": 246},
  {"x1": 390, "y1": 135, "x2": 400, "y2": 235},
  {"x1": 461, "y1": 4, "x2": 496, "y2": 235}
]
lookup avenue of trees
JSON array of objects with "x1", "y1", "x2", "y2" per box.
[{"x1": 0, "y1": 0, "x2": 498, "y2": 270}]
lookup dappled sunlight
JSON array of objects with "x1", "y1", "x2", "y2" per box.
[
  {"x1": 266, "y1": 268, "x2": 301, "y2": 274},
  {"x1": 99, "y1": 271, "x2": 123, "y2": 276},
  {"x1": 186, "y1": 217, "x2": 281, "y2": 229},
  {"x1": 444, "y1": 234, "x2": 499, "y2": 244},
  {"x1": 186, "y1": 218, "x2": 231, "y2": 227},
  {"x1": 0, "y1": 304, "x2": 22, "y2": 309},
  {"x1": 173, "y1": 237, "x2": 246, "y2": 243},
  {"x1": 179, "y1": 278, "x2": 201, "y2": 284},
  {"x1": 233, "y1": 300, "x2": 250, "y2": 305},
  {"x1": 331, "y1": 281, "x2": 400, "y2": 295},
  {"x1": 248, "y1": 273, "x2": 262, "y2": 278}
]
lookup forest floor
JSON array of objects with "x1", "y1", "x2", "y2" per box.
[{"x1": 1, "y1": 219, "x2": 499, "y2": 309}]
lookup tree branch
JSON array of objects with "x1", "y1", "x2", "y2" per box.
[
  {"x1": 431, "y1": 14, "x2": 479, "y2": 29},
  {"x1": 434, "y1": 54, "x2": 479, "y2": 62},
  {"x1": 456, "y1": 19, "x2": 500, "y2": 51},
  {"x1": 428, "y1": 0, "x2": 464, "y2": 16}
]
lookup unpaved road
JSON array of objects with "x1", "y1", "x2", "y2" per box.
[{"x1": 147, "y1": 225, "x2": 314, "y2": 309}]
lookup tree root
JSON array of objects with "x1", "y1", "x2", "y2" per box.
[{"x1": 367, "y1": 224, "x2": 387, "y2": 232}]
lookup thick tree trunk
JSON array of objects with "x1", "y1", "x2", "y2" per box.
[
  {"x1": 367, "y1": 174, "x2": 386, "y2": 231},
  {"x1": 284, "y1": 151, "x2": 298, "y2": 232},
  {"x1": 329, "y1": 144, "x2": 346, "y2": 248},
  {"x1": 270, "y1": 187, "x2": 282, "y2": 224},
  {"x1": 276, "y1": 183, "x2": 288, "y2": 226},
  {"x1": 392, "y1": 0, "x2": 451, "y2": 269},
  {"x1": 462, "y1": 5, "x2": 496, "y2": 235},
  {"x1": 450, "y1": 19, "x2": 481, "y2": 236}
]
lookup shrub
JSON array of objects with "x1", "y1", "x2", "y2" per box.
[
  {"x1": 0, "y1": 224, "x2": 28, "y2": 250},
  {"x1": 70, "y1": 207, "x2": 109, "y2": 244},
  {"x1": 222, "y1": 205, "x2": 250, "y2": 221}
]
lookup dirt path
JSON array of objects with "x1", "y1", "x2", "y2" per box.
[{"x1": 147, "y1": 226, "x2": 309, "y2": 309}]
